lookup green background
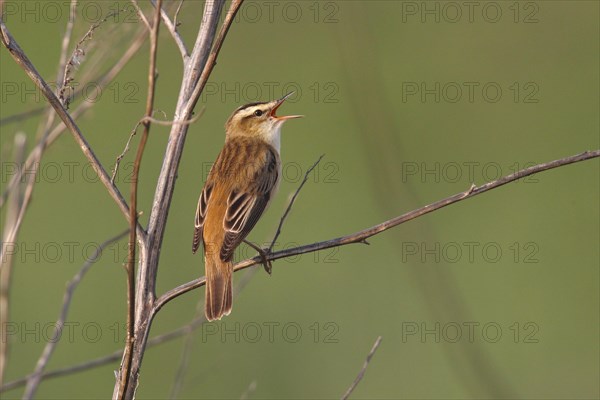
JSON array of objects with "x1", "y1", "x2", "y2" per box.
[{"x1": 1, "y1": 1, "x2": 598, "y2": 398}]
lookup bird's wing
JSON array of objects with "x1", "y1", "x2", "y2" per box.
[
  {"x1": 193, "y1": 181, "x2": 213, "y2": 254},
  {"x1": 219, "y1": 146, "x2": 279, "y2": 261}
]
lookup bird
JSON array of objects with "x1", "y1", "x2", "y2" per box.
[{"x1": 193, "y1": 92, "x2": 302, "y2": 321}]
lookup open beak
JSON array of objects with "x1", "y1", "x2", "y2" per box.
[{"x1": 270, "y1": 91, "x2": 303, "y2": 121}]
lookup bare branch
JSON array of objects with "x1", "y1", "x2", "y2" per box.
[
  {"x1": 173, "y1": 0, "x2": 185, "y2": 31},
  {"x1": 57, "y1": 0, "x2": 78, "y2": 86},
  {"x1": 168, "y1": 301, "x2": 204, "y2": 399},
  {"x1": 0, "y1": 133, "x2": 26, "y2": 387},
  {"x1": 58, "y1": 10, "x2": 121, "y2": 108},
  {"x1": 170, "y1": 266, "x2": 258, "y2": 398},
  {"x1": 153, "y1": 150, "x2": 600, "y2": 310},
  {"x1": 112, "y1": 111, "x2": 202, "y2": 183},
  {"x1": 130, "y1": 0, "x2": 151, "y2": 31},
  {"x1": 1, "y1": 3, "x2": 79, "y2": 273},
  {"x1": 182, "y1": 0, "x2": 245, "y2": 116},
  {"x1": 240, "y1": 380, "x2": 258, "y2": 400},
  {"x1": 341, "y1": 336, "x2": 383, "y2": 400},
  {"x1": 0, "y1": 30, "x2": 147, "y2": 211},
  {"x1": 269, "y1": 154, "x2": 324, "y2": 252},
  {"x1": 22, "y1": 230, "x2": 128, "y2": 399},
  {"x1": 115, "y1": 1, "x2": 163, "y2": 398},
  {"x1": 0, "y1": 18, "x2": 141, "y2": 239},
  {"x1": 150, "y1": 0, "x2": 189, "y2": 58}
]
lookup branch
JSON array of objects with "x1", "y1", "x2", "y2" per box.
[
  {"x1": 181, "y1": 0, "x2": 244, "y2": 116},
  {"x1": 169, "y1": 267, "x2": 257, "y2": 398},
  {"x1": 112, "y1": 111, "x2": 203, "y2": 183},
  {"x1": 0, "y1": 18, "x2": 142, "y2": 240},
  {"x1": 154, "y1": 150, "x2": 600, "y2": 310},
  {"x1": 0, "y1": 29, "x2": 147, "y2": 211},
  {"x1": 150, "y1": 0, "x2": 189, "y2": 58},
  {"x1": 21, "y1": 230, "x2": 128, "y2": 399},
  {"x1": 341, "y1": 336, "x2": 383, "y2": 400},
  {"x1": 0, "y1": 1, "x2": 79, "y2": 269},
  {"x1": 0, "y1": 134, "x2": 26, "y2": 387},
  {"x1": 114, "y1": 1, "x2": 242, "y2": 398},
  {"x1": 1, "y1": 309, "x2": 204, "y2": 393},
  {"x1": 116, "y1": 1, "x2": 162, "y2": 397},
  {"x1": 0, "y1": 267, "x2": 260, "y2": 394},
  {"x1": 269, "y1": 154, "x2": 324, "y2": 252}
]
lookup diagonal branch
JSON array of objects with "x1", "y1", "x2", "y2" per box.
[
  {"x1": 0, "y1": 18, "x2": 142, "y2": 239},
  {"x1": 150, "y1": 0, "x2": 189, "y2": 58},
  {"x1": 153, "y1": 150, "x2": 600, "y2": 311},
  {"x1": 1, "y1": 150, "x2": 597, "y2": 393},
  {"x1": 21, "y1": 230, "x2": 128, "y2": 399},
  {"x1": 341, "y1": 336, "x2": 383, "y2": 400},
  {"x1": 0, "y1": 29, "x2": 147, "y2": 211},
  {"x1": 269, "y1": 154, "x2": 325, "y2": 252},
  {"x1": 181, "y1": 0, "x2": 244, "y2": 116}
]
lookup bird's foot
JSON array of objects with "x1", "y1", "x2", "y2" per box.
[{"x1": 243, "y1": 240, "x2": 273, "y2": 275}]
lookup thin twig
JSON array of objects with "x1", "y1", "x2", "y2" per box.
[
  {"x1": 0, "y1": 2, "x2": 77, "y2": 275},
  {"x1": 59, "y1": 10, "x2": 121, "y2": 108},
  {"x1": 130, "y1": 0, "x2": 151, "y2": 30},
  {"x1": 242, "y1": 155, "x2": 325, "y2": 274},
  {"x1": 115, "y1": 1, "x2": 163, "y2": 398},
  {"x1": 0, "y1": 18, "x2": 141, "y2": 240},
  {"x1": 140, "y1": 113, "x2": 203, "y2": 126},
  {"x1": 341, "y1": 336, "x2": 383, "y2": 400},
  {"x1": 21, "y1": 230, "x2": 128, "y2": 399},
  {"x1": 57, "y1": 0, "x2": 78, "y2": 84},
  {"x1": 111, "y1": 111, "x2": 202, "y2": 183},
  {"x1": 153, "y1": 150, "x2": 600, "y2": 310},
  {"x1": 182, "y1": 0, "x2": 244, "y2": 116},
  {"x1": 0, "y1": 134, "x2": 26, "y2": 387},
  {"x1": 269, "y1": 154, "x2": 324, "y2": 252},
  {"x1": 150, "y1": 0, "x2": 189, "y2": 58},
  {"x1": 173, "y1": 0, "x2": 185, "y2": 30},
  {"x1": 240, "y1": 380, "x2": 258, "y2": 400},
  {"x1": 168, "y1": 301, "x2": 204, "y2": 399},
  {"x1": 169, "y1": 265, "x2": 257, "y2": 398},
  {"x1": 0, "y1": 107, "x2": 46, "y2": 126},
  {"x1": 0, "y1": 29, "x2": 147, "y2": 212}
]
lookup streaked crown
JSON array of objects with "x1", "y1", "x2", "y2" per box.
[{"x1": 225, "y1": 92, "x2": 302, "y2": 149}]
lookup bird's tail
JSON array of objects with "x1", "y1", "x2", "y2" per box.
[{"x1": 204, "y1": 253, "x2": 233, "y2": 321}]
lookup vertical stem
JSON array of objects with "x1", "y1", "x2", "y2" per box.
[
  {"x1": 115, "y1": 1, "x2": 162, "y2": 399},
  {"x1": 0, "y1": 134, "x2": 26, "y2": 387}
]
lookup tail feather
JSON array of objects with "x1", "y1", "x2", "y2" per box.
[{"x1": 205, "y1": 256, "x2": 233, "y2": 321}]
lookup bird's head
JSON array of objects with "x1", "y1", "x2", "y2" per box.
[{"x1": 225, "y1": 92, "x2": 302, "y2": 147}]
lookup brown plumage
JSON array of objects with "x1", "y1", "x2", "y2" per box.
[{"x1": 193, "y1": 93, "x2": 301, "y2": 321}]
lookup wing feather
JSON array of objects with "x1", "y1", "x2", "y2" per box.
[
  {"x1": 192, "y1": 183, "x2": 213, "y2": 253},
  {"x1": 219, "y1": 148, "x2": 279, "y2": 261}
]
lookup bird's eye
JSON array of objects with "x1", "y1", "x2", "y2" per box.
[{"x1": 253, "y1": 110, "x2": 263, "y2": 117}]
